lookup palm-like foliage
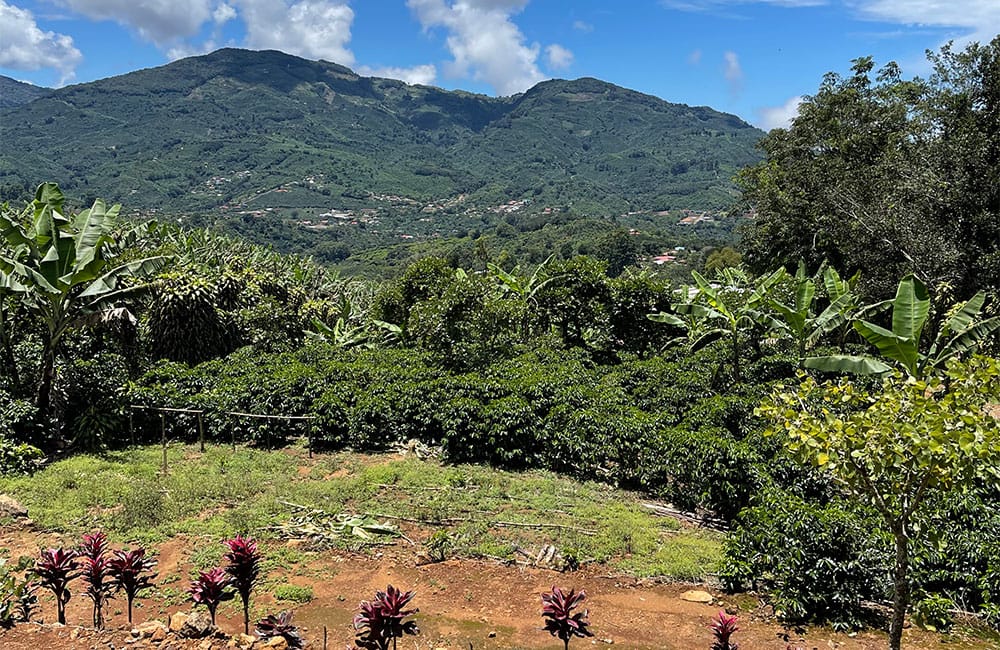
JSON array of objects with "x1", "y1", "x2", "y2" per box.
[
  {"x1": 0, "y1": 183, "x2": 167, "y2": 417},
  {"x1": 188, "y1": 567, "x2": 232, "y2": 625},
  {"x1": 223, "y1": 535, "x2": 261, "y2": 634},
  {"x1": 78, "y1": 532, "x2": 113, "y2": 628},
  {"x1": 255, "y1": 611, "x2": 304, "y2": 649},
  {"x1": 34, "y1": 547, "x2": 79, "y2": 625},
  {"x1": 541, "y1": 586, "x2": 593, "y2": 649},
  {"x1": 107, "y1": 548, "x2": 156, "y2": 624},
  {"x1": 353, "y1": 585, "x2": 419, "y2": 650}
]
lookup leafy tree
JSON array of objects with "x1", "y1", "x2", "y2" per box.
[
  {"x1": 704, "y1": 246, "x2": 742, "y2": 273},
  {"x1": 0, "y1": 184, "x2": 167, "y2": 423},
  {"x1": 487, "y1": 254, "x2": 555, "y2": 343},
  {"x1": 757, "y1": 356, "x2": 1000, "y2": 650},
  {"x1": 740, "y1": 38, "x2": 1000, "y2": 300}
]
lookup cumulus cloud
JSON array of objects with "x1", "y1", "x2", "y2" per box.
[
  {"x1": 545, "y1": 44, "x2": 573, "y2": 70},
  {"x1": 236, "y1": 0, "x2": 355, "y2": 64},
  {"x1": 407, "y1": 0, "x2": 550, "y2": 95},
  {"x1": 0, "y1": 1, "x2": 82, "y2": 83},
  {"x1": 358, "y1": 63, "x2": 438, "y2": 85},
  {"x1": 213, "y1": 2, "x2": 236, "y2": 23},
  {"x1": 758, "y1": 94, "x2": 803, "y2": 130},
  {"x1": 723, "y1": 50, "x2": 743, "y2": 95},
  {"x1": 57, "y1": 0, "x2": 215, "y2": 44}
]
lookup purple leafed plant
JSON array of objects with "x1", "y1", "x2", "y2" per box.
[
  {"x1": 710, "y1": 611, "x2": 740, "y2": 650},
  {"x1": 107, "y1": 548, "x2": 156, "y2": 624},
  {"x1": 541, "y1": 586, "x2": 593, "y2": 650},
  {"x1": 353, "y1": 585, "x2": 419, "y2": 650},
  {"x1": 188, "y1": 567, "x2": 233, "y2": 626},
  {"x1": 78, "y1": 533, "x2": 114, "y2": 629},
  {"x1": 255, "y1": 611, "x2": 304, "y2": 649},
  {"x1": 35, "y1": 547, "x2": 80, "y2": 625},
  {"x1": 223, "y1": 534, "x2": 262, "y2": 635}
]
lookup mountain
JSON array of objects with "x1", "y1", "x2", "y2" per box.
[
  {"x1": 0, "y1": 76, "x2": 51, "y2": 110},
  {"x1": 0, "y1": 48, "x2": 763, "y2": 218}
]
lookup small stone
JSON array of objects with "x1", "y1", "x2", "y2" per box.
[
  {"x1": 601, "y1": 639, "x2": 614, "y2": 645},
  {"x1": 0, "y1": 494, "x2": 28, "y2": 518},
  {"x1": 70, "y1": 628, "x2": 81, "y2": 639},
  {"x1": 151, "y1": 625, "x2": 168, "y2": 642},
  {"x1": 263, "y1": 637, "x2": 288, "y2": 650},
  {"x1": 230, "y1": 634, "x2": 256, "y2": 649},
  {"x1": 179, "y1": 610, "x2": 215, "y2": 639},
  {"x1": 137, "y1": 621, "x2": 168, "y2": 639},
  {"x1": 169, "y1": 612, "x2": 189, "y2": 633},
  {"x1": 488, "y1": 631, "x2": 497, "y2": 638},
  {"x1": 199, "y1": 639, "x2": 214, "y2": 650},
  {"x1": 679, "y1": 589, "x2": 714, "y2": 604}
]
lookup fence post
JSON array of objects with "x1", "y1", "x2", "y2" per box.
[
  {"x1": 231, "y1": 416, "x2": 236, "y2": 452},
  {"x1": 308, "y1": 421, "x2": 314, "y2": 459},
  {"x1": 129, "y1": 411, "x2": 134, "y2": 448},
  {"x1": 160, "y1": 413, "x2": 167, "y2": 473},
  {"x1": 197, "y1": 412, "x2": 205, "y2": 453}
]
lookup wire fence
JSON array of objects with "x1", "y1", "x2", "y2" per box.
[{"x1": 127, "y1": 405, "x2": 319, "y2": 472}]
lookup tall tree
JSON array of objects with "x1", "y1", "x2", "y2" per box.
[{"x1": 740, "y1": 38, "x2": 1000, "y2": 301}]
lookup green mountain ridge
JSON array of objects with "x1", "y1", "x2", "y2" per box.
[
  {"x1": 0, "y1": 76, "x2": 51, "y2": 110},
  {"x1": 0, "y1": 48, "x2": 763, "y2": 216}
]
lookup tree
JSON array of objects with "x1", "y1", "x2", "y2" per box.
[
  {"x1": 757, "y1": 356, "x2": 1000, "y2": 650},
  {"x1": 0, "y1": 183, "x2": 167, "y2": 424},
  {"x1": 740, "y1": 38, "x2": 1000, "y2": 300}
]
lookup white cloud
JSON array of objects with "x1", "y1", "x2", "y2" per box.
[
  {"x1": 545, "y1": 44, "x2": 573, "y2": 70},
  {"x1": 572, "y1": 19, "x2": 593, "y2": 33},
  {"x1": 723, "y1": 50, "x2": 743, "y2": 95},
  {"x1": 662, "y1": 0, "x2": 826, "y2": 10},
  {"x1": 407, "y1": 0, "x2": 549, "y2": 95},
  {"x1": 855, "y1": 0, "x2": 1000, "y2": 45},
  {"x1": 358, "y1": 63, "x2": 438, "y2": 85},
  {"x1": 0, "y1": 1, "x2": 82, "y2": 83},
  {"x1": 236, "y1": 0, "x2": 355, "y2": 65},
  {"x1": 213, "y1": 2, "x2": 236, "y2": 23},
  {"x1": 687, "y1": 48, "x2": 702, "y2": 64},
  {"x1": 56, "y1": 0, "x2": 215, "y2": 44},
  {"x1": 758, "y1": 94, "x2": 803, "y2": 130}
]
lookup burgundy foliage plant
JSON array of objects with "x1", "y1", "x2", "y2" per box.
[
  {"x1": 188, "y1": 567, "x2": 233, "y2": 626},
  {"x1": 710, "y1": 611, "x2": 740, "y2": 650},
  {"x1": 255, "y1": 610, "x2": 304, "y2": 649},
  {"x1": 78, "y1": 532, "x2": 114, "y2": 628},
  {"x1": 108, "y1": 548, "x2": 157, "y2": 624},
  {"x1": 223, "y1": 534, "x2": 262, "y2": 634},
  {"x1": 353, "y1": 584, "x2": 419, "y2": 650},
  {"x1": 541, "y1": 586, "x2": 593, "y2": 650},
  {"x1": 34, "y1": 547, "x2": 80, "y2": 625}
]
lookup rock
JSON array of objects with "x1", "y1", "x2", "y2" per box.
[
  {"x1": 0, "y1": 494, "x2": 28, "y2": 518},
  {"x1": 263, "y1": 637, "x2": 288, "y2": 649},
  {"x1": 169, "y1": 612, "x2": 189, "y2": 633},
  {"x1": 228, "y1": 634, "x2": 256, "y2": 649},
  {"x1": 198, "y1": 639, "x2": 214, "y2": 650},
  {"x1": 679, "y1": 589, "x2": 715, "y2": 604},
  {"x1": 70, "y1": 627, "x2": 81, "y2": 639},
  {"x1": 179, "y1": 610, "x2": 215, "y2": 639},
  {"x1": 488, "y1": 631, "x2": 497, "y2": 638},
  {"x1": 151, "y1": 625, "x2": 168, "y2": 642},
  {"x1": 137, "y1": 621, "x2": 168, "y2": 639}
]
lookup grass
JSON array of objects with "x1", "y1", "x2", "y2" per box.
[{"x1": 0, "y1": 444, "x2": 722, "y2": 580}]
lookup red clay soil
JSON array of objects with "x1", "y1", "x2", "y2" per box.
[{"x1": 0, "y1": 528, "x2": 993, "y2": 650}]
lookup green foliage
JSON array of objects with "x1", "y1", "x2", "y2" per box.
[
  {"x1": 721, "y1": 490, "x2": 888, "y2": 629},
  {"x1": 912, "y1": 592, "x2": 953, "y2": 632},
  {"x1": 273, "y1": 584, "x2": 314, "y2": 604}
]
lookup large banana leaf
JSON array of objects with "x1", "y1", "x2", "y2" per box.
[
  {"x1": 804, "y1": 354, "x2": 893, "y2": 375},
  {"x1": 647, "y1": 312, "x2": 686, "y2": 327},
  {"x1": 890, "y1": 275, "x2": 930, "y2": 342},
  {"x1": 854, "y1": 320, "x2": 919, "y2": 376}
]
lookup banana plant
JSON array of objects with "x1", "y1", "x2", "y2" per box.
[
  {"x1": 488, "y1": 255, "x2": 556, "y2": 342},
  {"x1": 805, "y1": 275, "x2": 1000, "y2": 378},
  {"x1": 650, "y1": 267, "x2": 786, "y2": 382},
  {"x1": 0, "y1": 183, "x2": 168, "y2": 417},
  {"x1": 767, "y1": 263, "x2": 864, "y2": 365}
]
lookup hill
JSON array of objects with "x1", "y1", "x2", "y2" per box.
[
  {"x1": 0, "y1": 49, "x2": 761, "y2": 211},
  {"x1": 0, "y1": 76, "x2": 50, "y2": 110}
]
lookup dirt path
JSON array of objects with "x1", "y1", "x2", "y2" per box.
[{"x1": 0, "y1": 529, "x2": 993, "y2": 649}]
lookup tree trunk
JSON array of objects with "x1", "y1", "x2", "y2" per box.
[
  {"x1": 732, "y1": 331, "x2": 742, "y2": 383},
  {"x1": 35, "y1": 337, "x2": 56, "y2": 416},
  {"x1": 889, "y1": 525, "x2": 910, "y2": 650}
]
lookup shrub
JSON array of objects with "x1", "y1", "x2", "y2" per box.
[
  {"x1": 273, "y1": 584, "x2": 313, "y2": 604},
  {"x1": 541, "y1": 586, "x2": 593, "y2": 649},
  {"x1": 108, "y1": 548, "x2": 156, "y2": 624},
  {"x1": 188, "y1": 567, "x2": 232, "y2": 625},
  {"x1": 78, "y1": 532, "x2": 114, "y2": 628},
  {"x1": 223, "y1": 535, "x2": 261, "y2": 634},
  {"x1": 255, "y1": 611, "x2": 304, "y2": 649},
  {"x1": 35, "y1": 547, "x2": 80, "y2": 625},
  {"x1": 710, "y1": 611, "x2": 740, "y2": 650},
  {"x1": 720, "y1": 490, "x2": 888, "y2": 629},
  {"x1": 353, "y1": 585, "x2": 419, "y2": 650}
]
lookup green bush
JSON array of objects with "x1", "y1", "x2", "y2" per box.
[{"x1": 721, "y1": 489, "x2": 889, "y2": 629}]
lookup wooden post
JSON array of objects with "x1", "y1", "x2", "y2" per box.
[
  {"x1": 160, "y1": 413, "x2": 167, "y2": 473},
  {"x1": 231, "y1": 417, "x2": 236, "y2": 452},
  {"x1": 129, "y1": 411, "x2": 134, "y2": 448},
  {"x1": 197, "y1": 412, "x2": 205, "y2": 453},
  {"x1": 322, "y1": 626, "x2": 328, "y2": 650},
  {"x1": 308, "y1": 422, "x2": 314, "y2": 459}
]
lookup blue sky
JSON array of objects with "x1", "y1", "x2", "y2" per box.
[{"x1": 2, "y1": 1, "x2": 998, "y2": 129}]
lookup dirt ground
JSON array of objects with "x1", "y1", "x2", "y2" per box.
[{"x1": 0, "y1": 526, "x2": 995, "y2": 650}]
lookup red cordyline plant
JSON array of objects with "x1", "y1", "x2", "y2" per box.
[
  {"x1": 35, "y1": 547, "x2": 80, "y2": 625},
  {"x1": 223, "y1": 534, "x2": 262, "y2": 634},
  {"x1": 541, "y1": 586, "x2": 593, "y2": 650},
  {"x1": 188, "y1": 567, "x2": 233, "y2": 626},
  {"x1": 710, "y1": 611, "x2": 740, "y2": 650},
  {"x1": 353, "y1": 584, "x2": 419, "y2": 650},
  {"x1": 108, "y1": 548, "x2": 156, "y2": 624},
  {"x1": 78, "y1": 532, "x2": 114, "y2": 628},
  {"x1": 255, "y1": 611, "x2": 304, "y2": 649}
]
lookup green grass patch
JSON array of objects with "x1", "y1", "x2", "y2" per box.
[{"x1": 0, "y1": 445, "x2": 721, "y2": 580}]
